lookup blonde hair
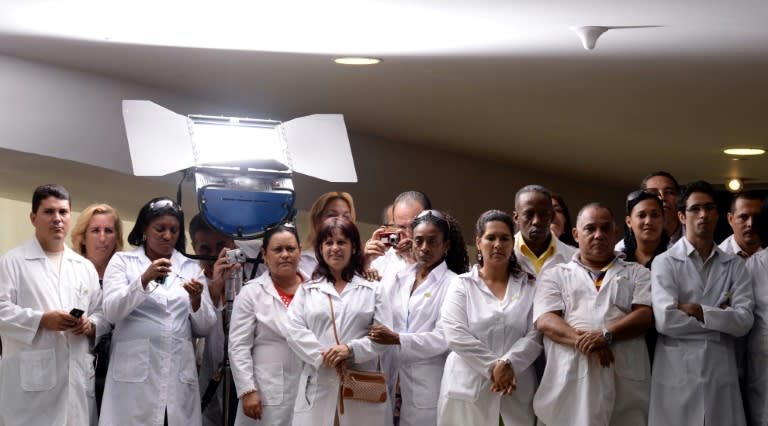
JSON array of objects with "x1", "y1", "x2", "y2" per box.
[
  {"x1": 71, "y1": 203, "x2": 124, "y2": 256},
  {"x1": 305, "y1": 192, "x2": 356, "y2": 247}
]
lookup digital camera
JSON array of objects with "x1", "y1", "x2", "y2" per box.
[
  {"x1": 379, "y1": 232, "x2": 401, "y2": 247},
  {"x1": 225, "y1": 248, "x2": 246, "y2": 264}
]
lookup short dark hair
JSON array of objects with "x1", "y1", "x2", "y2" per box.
[
  {"x1": 730, "y1": 190, "x2": 763, "y2": 212},
  {"x1": 127, "y1": 197, "x2": 186, "y2": 252},
  {"x1": 393, "y1": 191, "x2": 432, "y2": 211},
  {"x1": 313, "y1": 217, "x2": 364, "y2": 283},
  {"x1": 474, "y1": 209, "x2": 522, "y2": 275},
  {"x1": 262, "y1": 223, "x2": 301, "y2": 252},
  {"x1": 32, "y1": 184, "x2": 70, "y2": 213},
  {"x1": 189, "y1": 213, "x2": 213, "y2": 245},
  {"x1": 411, "y1": 210, "x2": 469, "y2": 274},
  {"x1": 641, "y1": 171, "x2": 680, "y2": 192},
  {"x1": 678, "y1": 181, "x2": 717, "y2": 213},
  {"x1": 576, "y1": 202, "x2": 615, "y2": 225},
  {"x1": 514, "y1": 185, "x2": 552, "y2": 208}
]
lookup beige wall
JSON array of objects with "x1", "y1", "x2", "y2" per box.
[{"x1": 0, "y1": 54, "x2": 632, "y2": 258}]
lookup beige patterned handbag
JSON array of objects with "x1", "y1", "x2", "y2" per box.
[{"x1": 327, "y1": 294, "x2": 388, "y2": 415}]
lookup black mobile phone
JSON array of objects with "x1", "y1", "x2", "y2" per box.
[{"x1": 69, "y1": 308, "x2": 84, "y2": 319}]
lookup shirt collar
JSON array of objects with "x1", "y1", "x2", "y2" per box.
[
  {"x1": 682, "y1": 237, "x2": 718, "y2": 263},
  {"x1": 515, "y1": 231, "x2": 557, "y2": 273}
]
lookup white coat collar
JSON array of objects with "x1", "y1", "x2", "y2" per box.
[
  {"x1": 22, "y1": 237, "x2": 86, "y2": 264},
  {"x1": 303, "y1": 274, "x2": 374, "y2": 295},
  {"x1": 252, "y1": 268, "x2": 309, "y2": 303},
  {"x1": 669, "y1": 237, "x2": 728, "y2": 264},
  {"x1": 395, "y1": 260, "x2": 449, "y2": 286}
]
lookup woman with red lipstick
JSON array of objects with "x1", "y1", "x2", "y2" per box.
[
  {"x1": 438, "y1": 210, "x2": 542, "y2": 426},
  {"x1": 285, "y1": 217, "x2": 393, "y2": 426},
  {"x1": 369, "y1": 209, "x2": 468, "y2": 426},
  {"x1": 100, "y1": 197, "x2": 216, "y2": 426}
]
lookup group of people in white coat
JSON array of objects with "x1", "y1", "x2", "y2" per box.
[{"x1": 2, "y1": 179, "x2": 768, "y2": 426}]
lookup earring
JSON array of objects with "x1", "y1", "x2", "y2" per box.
[
  {"x1": 477, "y1": 252, "x2": 483, "y2": 262},
  {"x1": 142, "y1": 234, "x2": 147, "y2": 242}
]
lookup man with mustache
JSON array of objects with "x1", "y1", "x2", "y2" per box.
[
  {"x1": 719, "y1": 191, "x2": 763, "y2": 258},
  {"x1": 0, "y1": 184, "x2": 108, "y2": 425},
  {"x1": 649, "y1": 180, "x2": 754, "y2": 426},
  {"x1": 533, "y1": 203, "x2": 653, "y2": 425},
  {"x1": 513, "y1": 185, "x2": 576, "y2": 278}
]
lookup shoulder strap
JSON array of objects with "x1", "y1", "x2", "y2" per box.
[{"x1": 328, "y1": 294, "x2": 341, "y2": 345}]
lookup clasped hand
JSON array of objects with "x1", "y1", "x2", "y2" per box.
[{"x1": 574, "y1": 330, "x2": 613, "y2": 367}]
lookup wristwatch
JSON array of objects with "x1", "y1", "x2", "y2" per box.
[{"x1": 602, "y1": 328, "x2": 614, "y2": 345}]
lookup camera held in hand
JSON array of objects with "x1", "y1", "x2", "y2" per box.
[
  {"x1": 225, "y1": 248, "x2": 246, "y2": 265},
  {"x1": 379, "y1": 232, "x2": 401, "y2": 247}
]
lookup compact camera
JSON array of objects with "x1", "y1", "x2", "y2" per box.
[
  {"x1": 225, "y1": 248, "x2": 246, "y2": 264},
  {"x1": 379, "y1": 232, "x2": 401, "y2": 247}
]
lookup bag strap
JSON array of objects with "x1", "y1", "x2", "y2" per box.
[
  {"x1": 328, "y1": 294, "x2": 341, "y2": 345},
  {"x1": 328, "y1": 294, "x2": 345, "y2": 415}
]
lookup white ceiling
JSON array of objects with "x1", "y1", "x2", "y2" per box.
[{"x1": 1, "y1": 0, "x2": 768, "y2": 187}]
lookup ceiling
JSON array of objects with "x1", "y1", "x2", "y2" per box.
[{"x1": 1, "y1": 0, "x2": 768, "y2": 188}]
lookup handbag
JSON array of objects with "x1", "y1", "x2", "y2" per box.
[{"x1": 327, "y1": 294, "x2": 388, "y2": 415}]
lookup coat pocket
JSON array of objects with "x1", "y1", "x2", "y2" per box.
[
  {"x1": 407, "y1": 360, "x2": 444, "y2": 408},
  {"x1": 443, "y1": 359, "x2": 482, "y2": 402},
  {"x1": 178, "y1": 340, "x2": 198, "y2": 385},
  {"x1": 111, "y1": 339, "x2": 150, "y2": 382},
  {"x1": 254, "y1": 362, "x2": 284, "y2": 405},
  {"x1": 294, "y1": 372, "x2": 318, "y2": 412},
  {"x1": 20, "y1": 348, "x2": 57, "y2": 391}
]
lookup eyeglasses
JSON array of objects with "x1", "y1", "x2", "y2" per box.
[
  {"x1": 627, "y1": 190, "x2": 660, "y2": 203},
  {"x1": 416, "y1": 209, "x2": 447, "y2": 221},
  {"x1": 149, "y1": 199, "x2": 181, "y2": 213},
  {"x1": 685, "y1": 203, "x2": 718, "y2": 213}
]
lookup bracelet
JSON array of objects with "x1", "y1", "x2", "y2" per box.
[{"x1": 239, "y1": 389, "x2": 258, "y2": 399}]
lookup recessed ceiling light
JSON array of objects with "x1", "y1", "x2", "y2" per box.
[
  {"x1": 727, "y1": 178, "x2": 744, "y2": 192},
  {"x1": 723, "y1": 148, "x2": 765, "y2": 156},
  {"x1": 334, "y1": 57, "x2": 381, "y2": 65}
]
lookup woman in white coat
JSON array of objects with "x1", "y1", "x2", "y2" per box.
[
  {"x1": 369, "y1": 210, "x2": 469, "y2": 426},
  {"x1": 285, "y1": 217, "x2": 393, "y2": 426},
  {"x1": 100, "y1": 197, "x2": 216, "y2": 426},
  {"x1": 299, "y1": 192, "x2": 356, "y2": 277},
  {"x1": 437, "y1": 210, "x2": 542, "y2": 426},
  {"x1": 229, "y1": 223, "x2": 306, "y2": 425}
]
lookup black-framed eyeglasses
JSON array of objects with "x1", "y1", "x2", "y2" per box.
[
  {"x1": 685, "y1": 203, "x2": 718, "y2": 213},
  {"x1": 149, "y1": 199, "x2": 181, "y2": 213}
]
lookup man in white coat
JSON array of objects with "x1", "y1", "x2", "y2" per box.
[
  {"x1": 513, "y1": 185, "x2": 576, "y2": 277},
  {"x1": 534, "y1": 203, "x2": 654, "y2": 426},
  {"x1": 746, "y1": 237, "x2": 768, "y2": 425},
  {"x1": 0, "y1": 184, "x2": 108, "y2": 426},
  {"x1": 719, "y1": 191, "x2": 763, "y2": 258},
  {"x1": 649, "y1": 180, "x2": 754, "y2": 426}
]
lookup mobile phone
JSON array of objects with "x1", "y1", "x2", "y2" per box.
[{"x1": 69, "y1": 308, "x2": 84, "y2": 319}]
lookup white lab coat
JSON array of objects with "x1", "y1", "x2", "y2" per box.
[
  {"x1": 514, "y1": 232, "x2": 577, "y2": 278},
  {"x1": 533, "y1": 258, "x2": 652, "y2": 426},
  {"x1": 388, "y1": 261, "x2": 455, "y2": 426},
  {"x1": 649, "y1": 238, "x2": 754, "y2": 426},
  {"x1": 438, "y1": 265, "x2": 541, "y2": 426},
  {"x1": 228, "y1": 270, "x2": 306, "y2": 426},
  {"x1": 0, "y1": 237, "x2": 108, "y2": 426},
  {"x1": 284, "y1": 275, "x2": 393, "y2": 426},
  {"x1": 99, "y1": 247, "x2": 216, "y2": 426},
  {"x1": 299, "y1": 249, "x2": 318, "y2": 279},
  {"x1": 198, "y1": 286, "x2": 226, "y2": 426},
  {"x1": 746, "y1": 248, "x2": 768, "y2": 425}
]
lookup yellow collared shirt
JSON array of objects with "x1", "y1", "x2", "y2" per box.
[{"x1": 516, "y1": 233, "x2": 557, "y2": 274}]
